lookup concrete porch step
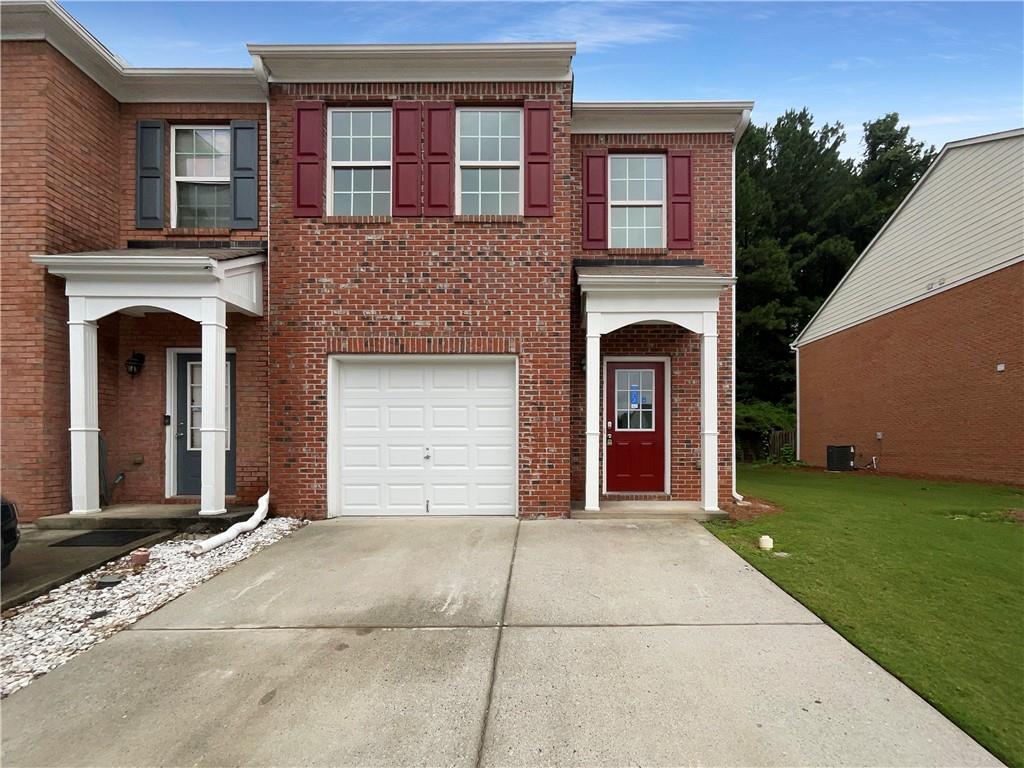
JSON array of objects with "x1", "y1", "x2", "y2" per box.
[
  {"x1": 35, "y1": 504, "x2": 256, "y2": 533},
  {"x1": 571, "y1": 500, "x2": 727, "y2": 521}
]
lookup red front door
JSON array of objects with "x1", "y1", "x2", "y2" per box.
[{"x1": 605, "y1": 361, "x2": 665, "y2": 492}]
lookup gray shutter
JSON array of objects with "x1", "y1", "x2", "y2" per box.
[
  {"x1": 230, "y1": 120, "x2": 259, "y2": 230},
  {"x1": 135, "y1": 120, "x2": 165, "y2": 229}
]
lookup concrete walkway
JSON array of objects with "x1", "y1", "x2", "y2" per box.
[{"x1": 1, "y1": 518, "x2": 1001, "y2": 767}]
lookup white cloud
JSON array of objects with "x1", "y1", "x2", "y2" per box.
[{"x1": 500, "y1": 4, "x2": 690, "y2": 52}]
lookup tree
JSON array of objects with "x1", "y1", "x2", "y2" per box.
[{"x1": 735, "y1": 111, "x2": 935, "y2": 414}]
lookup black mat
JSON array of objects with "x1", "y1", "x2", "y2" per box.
[{"x1": 49, "y1": 530, "x2": 152, "y2": 548}]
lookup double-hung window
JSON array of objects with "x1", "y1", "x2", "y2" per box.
[
  {"x1": 172, "y1": 126, "x2": 231, "y2": 228},
  {"x1": 328, "y1": 108, "x2": 392, "y2": 216},
  {"x1": 609, "y1": 155, "x2": 665, "y2": 248},
  {"x1": 457, "y1": 108, "x2": 523, "y2": 215}
]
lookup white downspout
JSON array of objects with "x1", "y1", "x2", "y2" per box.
[
  {"x1": 731, "y1": 109, "x2": 750, "y2": 502},
  {"x1": 190, "y1": 490, "x2": 270, "y2": 556}
]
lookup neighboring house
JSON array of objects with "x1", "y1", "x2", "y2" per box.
[
  {"x1": 0, "y1": 0, "x2": 752, "y2": 521},
  {"x1": 793, "y1": 129, "x2": 1024, "y2": 485}
]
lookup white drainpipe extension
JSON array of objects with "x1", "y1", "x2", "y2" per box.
[{"x1": 190, "y1": 490, "x2": 270, "y2": 556}]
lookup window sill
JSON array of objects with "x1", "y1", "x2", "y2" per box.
[
  {"x1": 605, "y1": 248, "x2": 671, "y2": 255},
  {"x1": 453, "y1": 215, "x2": 525, "y2": 224},
  {"x1": 322, "y1": 216, "x2": 393, "y2": 224},
  {"x1": 164, "y1": 228, "x2": 232, "y2": 237}
]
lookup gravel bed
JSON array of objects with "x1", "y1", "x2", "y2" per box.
[{"x1": 0, "y1": 517, "x2": 305, "y2": 698}]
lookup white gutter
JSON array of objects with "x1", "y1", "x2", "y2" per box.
[
  {"x1": 731, "y1": 115, "x2": 748, "y2": 502},
  {"x1": 190, "y1": 491, "x2": 270, "y2": 556}
]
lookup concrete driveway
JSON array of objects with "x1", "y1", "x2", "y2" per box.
[{"x1": 1, "y1": 518, "x2": 1000, "y2": 767}]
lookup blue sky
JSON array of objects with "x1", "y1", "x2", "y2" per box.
[{"x1": 65, "y1": 1, "x2": 1023, "y2": 157}]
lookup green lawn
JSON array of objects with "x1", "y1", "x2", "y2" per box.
[{"x1": 706, "y1": 465, "x2": 1024, "y2": 767}]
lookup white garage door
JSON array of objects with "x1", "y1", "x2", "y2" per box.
[{"x1": 333, "y1": 358, "x2": 517, "y2": 516}]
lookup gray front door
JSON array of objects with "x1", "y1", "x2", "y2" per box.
[{"x1": 175, "y1": 352, "x2": 236, "y2": 496}]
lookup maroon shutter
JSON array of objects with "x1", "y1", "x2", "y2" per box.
[
  {"x1": 582, "y1": 148, "x2": 608, "y2": 249},
  {"x1": 423, "y1": 102, "x2": 454, "y2": 216},
  {"x1": 523, "y1": 101, "x2": 554, "y2": 216},
  {"x1": 392, "y1": 101, "x2": 422, "y2": 217},
  {"x1": 667, "y1": 150, "x2": 693, "y2": 249},
  {"x1": 293, "y1": 101, "x2": 324, "y2": 217}
]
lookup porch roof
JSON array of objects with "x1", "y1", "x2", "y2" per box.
[{"x1": 32, "y1": 248, "x2": 265, "y2": 321}]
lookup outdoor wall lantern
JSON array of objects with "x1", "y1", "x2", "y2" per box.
[{"x1": 124, "y1": 352, "x2": 146, "y2": 378}]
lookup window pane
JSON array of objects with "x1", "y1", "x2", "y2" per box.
[
  {"x1": 461, "y1": 192, "x2": 479, "y2": 215},
  {"x1": 351, "y1": 111, "x2": 372, "y2": 136},
  {"x1": 176, "y1": 130, "x2": 194, "y2": 153},
  {"x1": 641, "y1": 412, "x2": 653, "y2": 429},
  {"x1": 333, "y1": 193, "x2": 351, "y2": 216},
  {"x1": 352, "y1": 192, "x2": 372, "y2": 216},
  {"x1": 372, "y1": 111, "x2": 391, "y2": 136},
  {"x1": 176, "y1": 155, "x2": 193, "y2": 176},
  {"x1": 627, "y1": 157, "x2": 644, "y2": 177},
  {"x1": 460, "y1": 110, "x2": 479, "y2": 137},
  {"x1": 627, "y1": 228, "x2": 645, "y2": 248},
  {"x1": 371, "y1": 137, "x2": 390, "y2": 162},
  {"x1": 480, "y1": 137, "x2": 500, "y2": 162},
  {"x1": 331, "y1": 111, "x2": 351, "y2": 138},
  {"x1": 627, "y1": 207, "x2": 644, "y2": 227},
  {"x1": 177, "y1": 182, "x2": 230, "y2": 228},
  {"x1": 214, "y1": 156, "x2": 229, "y2": 177},
  {"x1": 628, "y1": 179, "x2": 644, "y2": 200},
  {"x1": 352, "y1": 137, "x2": 371, "y2": 162},
  {"x1": 610, "y1": 206, "x2": 627, "y2": 227},
  {"x1": 352, "y1": 169, "x2": 372, "y2": 192},
  {"x1": 500, "y1": 137, "x2": 519, "y2": 161},
  {"x1": 460, "y1": 137, "x2": 479, "y2": 163},
  {"x1": 500, "y1": 168, "x2": 518, "y2": 193},
  {"x1": 645, "y1": 207, "x2": 661, "y2": 227},
  {"x1": 480, "y1": 193, "x2": 500, "y2": 215},
  {"x1": 371, "y1": 193, "x2": 390, "y2": 216},
  {"x1": 195, "y1": 129, "x2": 215, "y2": 154},
  {"x1": 332, "y1": 137, "x2": 351, "y2": 162},
  {"x1": 610, "y1": 179, "x2": 627, "y2": 201},
  {"x1": 480, "y1": 111, "x2": 500, "y2": 136},
  {"x1": 463, "y1": 168, "x2": 479, "y2": 192},
  {"x1": 333, "y1": 168, "x2": 353, "y2": 193},
  {"x1": 641, "y1": 371, "x2": 653, "y2": 390},
  {"x1": 610, "y1": 157, "x2": 627, "y2": 180},
  {"x1": 647, "y1": 224, "x2": 662, "y2": 246},
  {"x1": 500, "y1": 193, "x2": 518, "y2": 215},
  {"x1": 500, "y1": 111, "x2": 519, "y2": 136},
  {"x1": 372, "y1": 167, "x2": 391, "y2": 192},
  {"x1": 480, "y1": 168, "x2": 500, "y2": 193},
  {"x1": 610, "y1": 228, "x2": 628, "y2": 248},
  {"x1": 646, "y1": 178, "x2": 663, "y2": 200},
  {"x1": 214, "y1": 130, "x2": 230, "y2": 154},
  {"x1": 646, "y1": 157, "x2": 663, "y2": 180}
]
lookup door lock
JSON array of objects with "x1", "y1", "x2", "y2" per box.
[{"x1": 606, "y1": 433, "x2": 613, "y2": 445}]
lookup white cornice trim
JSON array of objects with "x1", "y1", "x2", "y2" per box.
[
  {"x1": 1, "y1": 0, "x2": 266, "y2": 102},
  {"x1": 571, "y1": 100, "x2": 756, "y2": 137},
  {"x1": 248, "y1": 42, "x2": 576, "y2": 83},
  {"x1": 578, "y1": 273, "x2": 735, "y2": 294}
]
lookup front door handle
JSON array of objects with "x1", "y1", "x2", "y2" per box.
[{"x1": 175, "y1": 432, "x2": 185, "y2": 439}]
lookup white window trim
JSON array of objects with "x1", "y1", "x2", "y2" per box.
[
  {"x1": 455, "y1": 107, "x2": 525, "y2": 216},
  {"x1": 326, "y1": 107, "x2": 393, "y2": 217},
  {"x1": 607, "y1": 153, "x2": 667, "y2": 248},
  {"x1": 170, "y1": 125, "x2": 231, "y2": 229},
  {"x1": 185, "y1": 360, "x2": 232, "y2": 452}
]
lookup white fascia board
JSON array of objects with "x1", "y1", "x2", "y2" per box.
[
  {"x1": 578, "y1": 274, "x2": 735, "y2": 293},
  {"x1": 571, "y1": 101, "x2": 755, "y2": 137},
  {"x1": 2, "y1": 1, "x2": 266, "y2": 102},
  {"x1": 791, "y1": 128, "x2": 1023, "y2": 349},
  {"x1": 31, "y1": 254, "x2": 222, "y2": 280},
  {"x1": 249, "y1": 42, "x2": 576, "y2": 83}
]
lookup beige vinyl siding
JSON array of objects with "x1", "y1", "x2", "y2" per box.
[{"x1": 794, "y1": 131, "x2": 1024, "y2": 347}]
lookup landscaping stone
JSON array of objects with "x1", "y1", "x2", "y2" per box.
[{"x1": 0, "y1": 517, "x2": 304, "y2": 698}]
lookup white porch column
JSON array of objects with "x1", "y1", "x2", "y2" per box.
[
  {"x1": 584, "y1": 313, "x2": 602, "y2": 512},
  {"x1": 199, "y1": 297, "x2": 228, "y2": 516},
  {"x1": 68, "y1": 297, "x2": 101, "y2": 514},
  {"x1": 701, "y1": 311, "x2": 720, "y2": 512}
]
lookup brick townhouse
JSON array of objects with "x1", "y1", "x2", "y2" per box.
[{"x1": 0, "y1": 0, "x2": 752, "y2": 522}]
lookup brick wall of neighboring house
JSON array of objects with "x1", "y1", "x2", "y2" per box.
[
  {"x1": 0, "y1": 42, "x2": 120, "y2": 520},
  {"x1": 268, "y1": 82, "x2": 575, "y2": 519},
  {"x1": 568, "y1": 133, "x2": 736, "y2": 503},
  {"x1": 798, "y1": 262, "x2": 1024, "y2": 485},
  {"x1": 118, "y1": 103, "x2": 268, "y2": 243}
]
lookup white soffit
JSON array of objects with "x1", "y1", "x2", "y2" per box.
[
  {"x1": 572, "y1": 101, "x2": 754, "y2": 139},
  {"x1": 1, "y1": 0, "x2": 266, "y2": 102},
  {"x1": 248, "y1": 42, "x2": 576, "y2": 83}
]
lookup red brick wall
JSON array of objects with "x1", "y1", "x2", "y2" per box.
[
  {"x1": 569, "y1": 133, "x2": 736, "y2": 503},
  {"x1": 119, "y1": 103, "x2": 268, "y2": 243},
  {"x1": 1, "y1": 42, "x2": 120, "y2": 520},
  {"x1": 268, "y1": 82, "x2": 574, "y2": 519},
  {"x1": 798, "y1": 263, "x2": 1024, "y2": 485}
]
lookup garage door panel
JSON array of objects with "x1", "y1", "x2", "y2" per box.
[
  {"x1": 387, "y1": 406, "x2": 426, "y2": 430},
  {"x1": 335, "y1": 359, "x2": 516, "y2": 516}
]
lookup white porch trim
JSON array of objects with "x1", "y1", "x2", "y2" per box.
[
  {"x1": 32, "y1": 249, "x2": 264, "y2": 517},
  {"x1": 578, "y1": 268, "x2": 733, "y2": 513}
]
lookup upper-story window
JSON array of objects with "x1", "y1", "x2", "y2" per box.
[
  {"x1": 328, "y1": 109, "x2": 392, "y2": 216},
  {"x1": 456, "y1": 108, "x2": 523, "y2": 215},
  {"x1": 172, "y1": 126, "x2": 231, "y2": 228},
  {"x1": 609, "y1": 155, "x2": 665, "y2": 248}
]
